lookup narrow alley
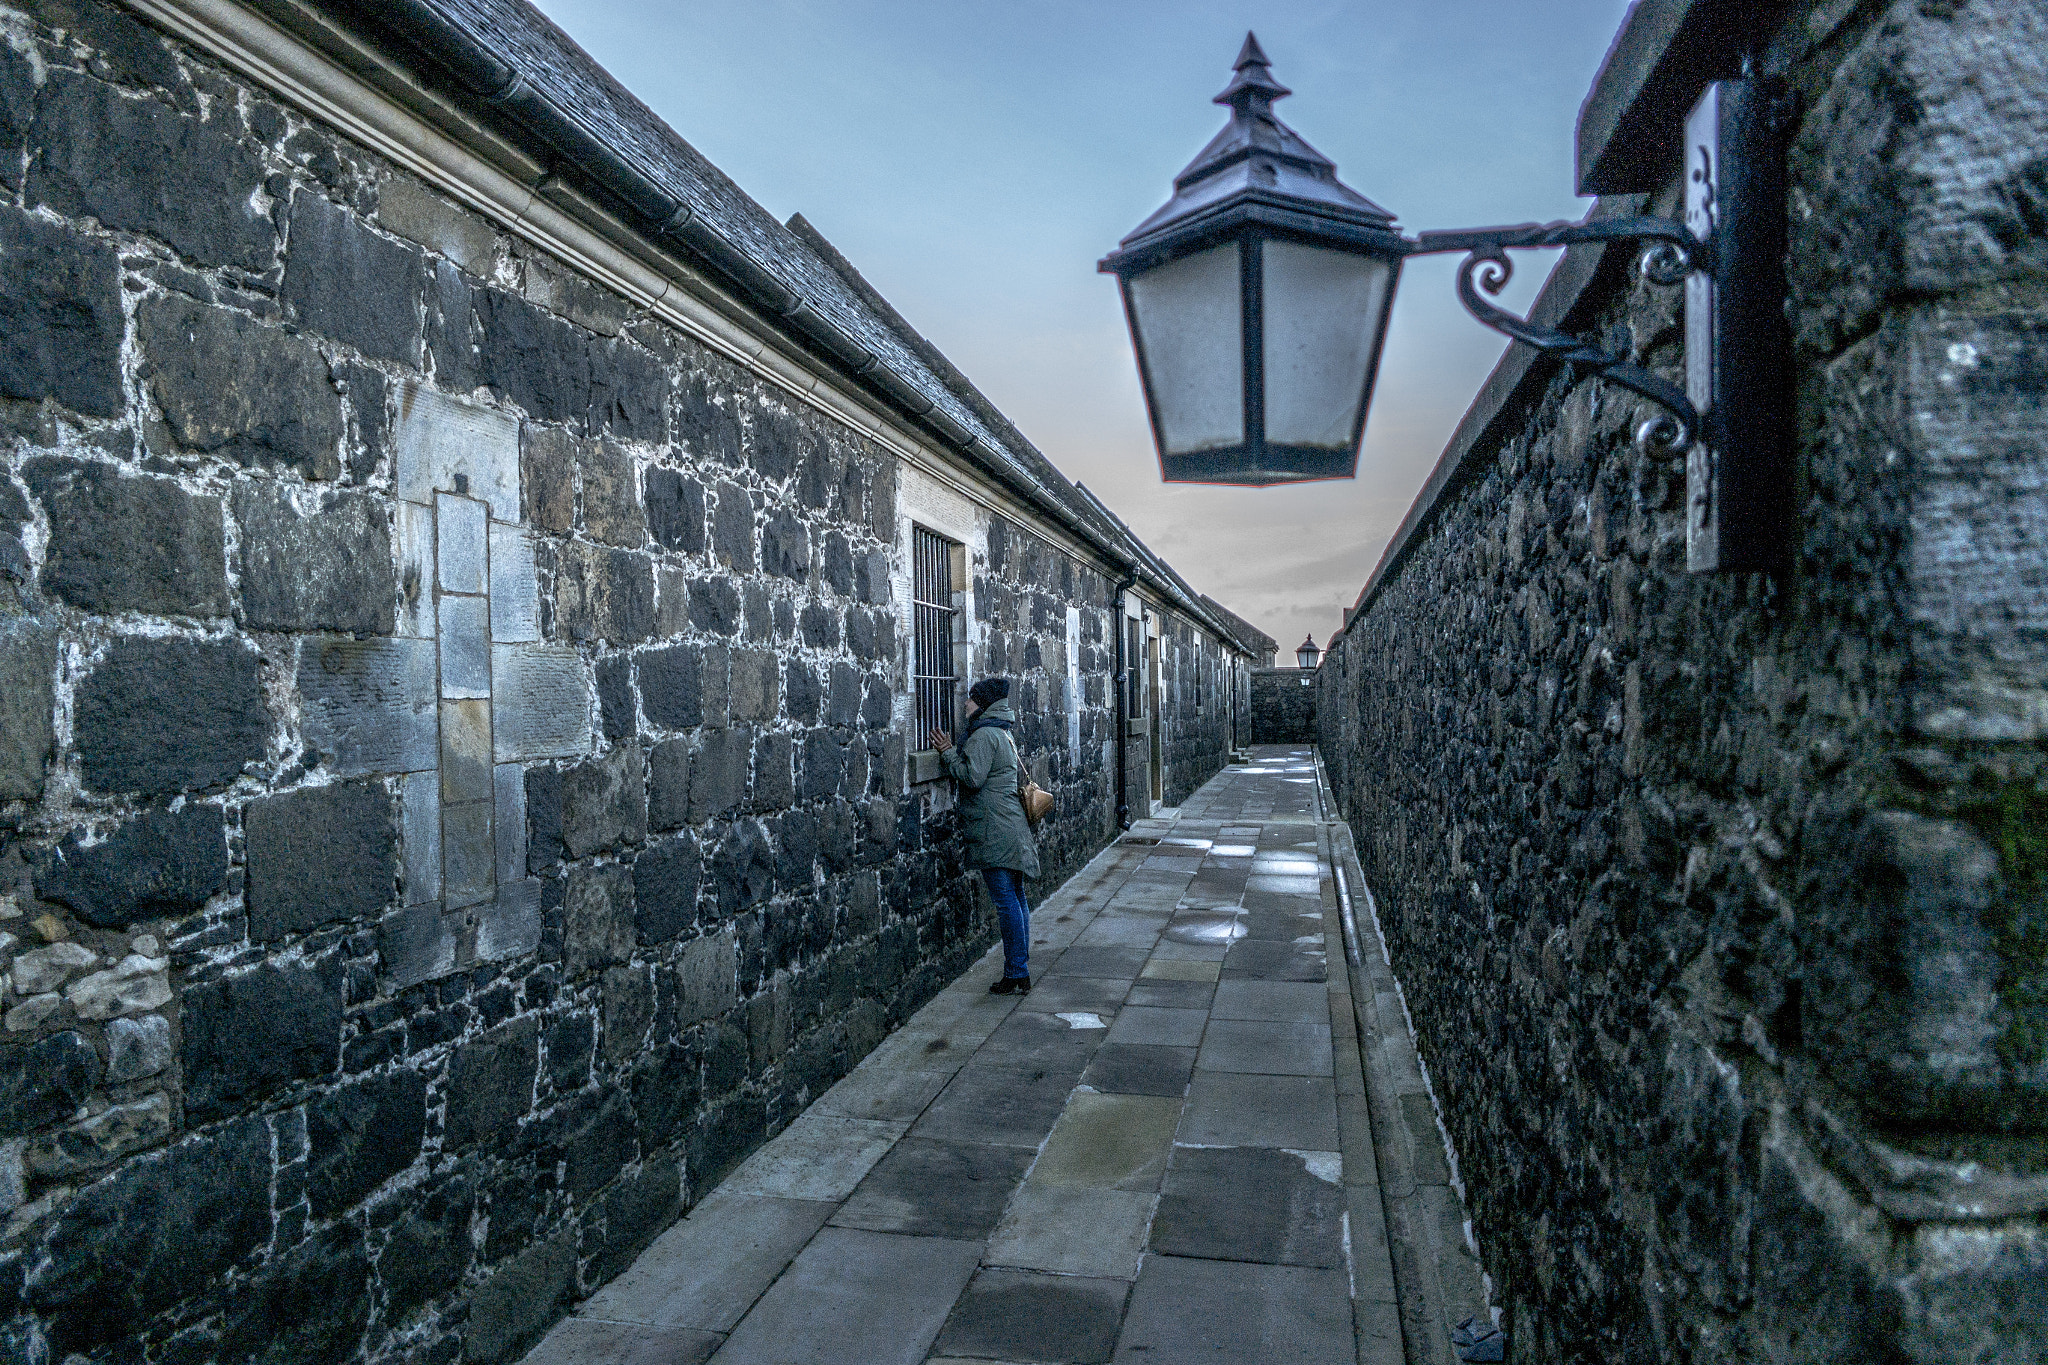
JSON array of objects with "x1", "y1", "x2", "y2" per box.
[{"x1": 522, "y1": 748, "x2": 1486, "y2": 1365}]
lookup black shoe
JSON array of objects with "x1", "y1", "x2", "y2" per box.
[{"x1": 989, "y1": 975, "x2": 1031, "y2": 995}]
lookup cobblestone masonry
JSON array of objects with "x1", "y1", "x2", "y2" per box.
[
  {"x1": 1251, "y1": 668, "x2": 1318, "y2": 745},
  {"x1": 0, "y1": 4, "x2": 1250, "y2": 1361},
  {"x1": 1318, "y1": 2, "x2": 2048, "y2": 1362}
]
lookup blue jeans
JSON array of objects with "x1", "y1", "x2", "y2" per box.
[{"x1": 983, "y1": 868, "x2": 1031, "y2": 980}]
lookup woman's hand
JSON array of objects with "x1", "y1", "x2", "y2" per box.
[{"x1": 929, "y1": 729, "x2": 953, "y2": 752}]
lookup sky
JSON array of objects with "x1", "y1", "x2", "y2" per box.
[{"x1": 530, "y1": 0, "x2": 1636, "y2": 650}]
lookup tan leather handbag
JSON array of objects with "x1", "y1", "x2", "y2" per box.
[{"x1": 1008, "y1": 734, "x2": 1054, "y2": 828}]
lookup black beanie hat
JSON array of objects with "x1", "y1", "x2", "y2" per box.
[{"x1": 968, "y1": 677, "x2": 1010, "y2": 708}]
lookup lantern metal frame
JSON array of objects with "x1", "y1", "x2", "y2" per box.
[{"x1": 1103, "y1": 36, "x2": 1793, "y2": 570}]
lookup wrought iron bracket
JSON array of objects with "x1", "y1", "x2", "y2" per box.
[{"x1": 1405, "y1": 215, "x2": 1707, "y2": 454}]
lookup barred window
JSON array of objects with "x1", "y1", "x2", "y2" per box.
[{"x1": 913, "y1": 526, "x2": 959, "y2": 742}]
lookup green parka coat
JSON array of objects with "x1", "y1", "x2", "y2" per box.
[{"x1": 940, "y1": 699, "x2": 1041, "y2": 879}]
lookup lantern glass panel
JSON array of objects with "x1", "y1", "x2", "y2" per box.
[
  {"x1": 1127, "y1": 242, "x2": 1243, "y2": 457},
  {"x1": 1261, "y1": 238, "x2": 1393, "y2": 450}
]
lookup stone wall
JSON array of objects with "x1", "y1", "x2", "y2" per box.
[
  {"x1": 0, "y1": 4, "x2": 1250, "y2": 1361},
  {"x1": 1318, "y1": 3, "x2": 2048, "y2": 1361},
  {"x1": 1251, "y1": 669, "x2": 1318, "y2": 744}
]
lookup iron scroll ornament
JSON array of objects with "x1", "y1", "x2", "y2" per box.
[{"x1": 1405, "y1": 215, "x2": 1711, "y2": 454}]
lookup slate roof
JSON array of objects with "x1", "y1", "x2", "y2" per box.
[{"x1": 315, "y1": 0, "x2": 1251, "y2": 646}]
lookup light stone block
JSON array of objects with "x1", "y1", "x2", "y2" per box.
[
  {"x1": 435, "y1": 492, "x2": 487, "y2": 595},
  {"x1": 478, "y1": 877, "x2": 542, "y2": 961},
  {"x1": 401, "y1": 769, "x2": 441, "y2": 905},
  {"x1": 493, "y1": 762, "x2": 527, "y2": 885},
  {"x1": 440, "y1": 700, "x2": 492, "y2": 805},
  {"x1": 396, "y1": 501, "x2": 436, "y2": 639},
  {"x1": 492, "y1": 643, "x2": 591, "y2": 761},
  {"x1": 438, "y1": 596, "x2": 491, "y2": 699},
  {"x1": 394, "y1": 382, "x2": 520, "y2": 522},
  {"x1": 298, "y1": 637, "x2": 438, "y2": 776},
  {"x1": 719, "y1": 1114, "x2": 909, "y2": 1202},
  {"x1": 442, "y1": 800, "x2": 494, "y2": 909},
  {"x1": 488, "y1": 522, "x2": 540, "y2": 642}
]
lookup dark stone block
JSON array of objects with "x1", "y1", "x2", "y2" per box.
[
  {"x1": 685, "y1": 1095, "x2": 766, "y2": 1194},
  {"x1": 800, "y1": 602, "x2": 840, "y2": 650},
  {"x1": 590, "y1": 335, "x2": 666, "y2": 442},
  {"x1": 139, "y1": 294, "x2": 343, "y2": 479},
  {"x1": 0, "y1": 620, "x2": 55, "y2": 802},
  {"x1": 181, "y1": 957, "x2": 344, "y2": 1121},
  {"x1": 523, "y1": 1090, "x2": 635, "y2": 1199},
  {"x1": 689, "y1": 577, "x2": 741, "y2": 635},
  {"x1": 520, "y1": 425, "x2": 576, "y2": 533},
  {"x1": 601, "y1": 966, "x2": 656, "y2": 1069},
  {"x1": 844, "y1": 608, "x2": 878, "y2": 662},
  {"x1": 303, "y1": 1069, "x2": 427, "y2": 1216},
  {"x1": 233, "y1": 483, "x2": 394, "y2": 634},
  {"x1": 752, "y1": 732, "x2": 794, "y2": 812},
  {"x1": 784, "y1": 661, "x2": 821, "y2": 725},
  {"x1": 1150, "y1": 1146, "x2": 1345, "y2": 1267},
  {"x1": 748, "y1": 409, "x2": 801, "y2": 484},
  {"x1": 774, "y1": 808, "x2": 817, "y2": 891},
  {"x1": 464, "y1": 1230, "x2": 575, "y2": 1365},
  {"x1": 425, "y1": 257, "x2": 481, "y2": 395},
  {"x1": 582, "y1": 1153, "x2": 681, "y2": 1287},
  {"x1": 28, "y1": 452, "x2": 231, "y2": 614},
  {"x1": 0, "y1": 208, "x2": 123, "y2": 417},
  {"x1": 638, "y1": 644, "x2": 702, "y2": 730},
  {"x1": 711, "y1": 821, "x2": 776, "y2": 919},
  {"x1": 711, "y1": 481, "x2": 752, "y2": 572},
  {"x1": 379, "y1": 1175, "x2": 475, "y2": 1315},
  {"x1": 476, "y1": 287, "x2": 589, "y2": 426},
  {"x1": 525, "y1": 766, "x2": 565, "y2": 872},
  {"x1": 558, "y1": 744, "x2": 646, "y2": 858},
  {"x1": 821, "y1": 532, "x2": 854, "y2": 598},
  {"x1": 629, "y1": 1042, "x2": 700, "y2": 1149},
  {"x1": 341, "y1": 361, "x2": 388, "y2": 482},
  {"x1": 935, "y1": 1269, "x2": 1127, "y2": 1364},
  {"x1": 0, "y1": 1031, "x2": 100, "y2": 1139},
  {"x1": 247, "y1": 780, "x2": 397, "y2": 941},
  {"x1": 581, "y1": 438, "x2": 646, "y2": 547},
  {"x1": 544, "y1": 1013, "x2": 594, "y2": 1091},
  {"x1": 563, "y1": 864, "x2": 635, "y2": 976},
  {"x1": 648, "y1": 738, "x2": 691, "y2": 831},
  {"x1": 802, "y1": 730, "x2": 850, "y2": 804},
  {"x1": 29, "y1": 70, "x2": 274, "y2": 271},
  {"x1": 760, "y1": 509, "x2": 809, "y2": 580},
  {"x1": 687, "y1": 727, "x2": 748, "y2": 825},
  {"x1": 282, "y1": 191, "x2": 423, "y2": 364},
  {"x1": 443, "y1": 1017, "x2": 539, "y2": 1149},
  {"x1": 597, "y1": 655, "x2": 635, "y2": 742},
  {"x1": 33, "y1": 803, "x2": 227, "y2": 929},
  {"x1": 74, "y1": 635, "x2": 267, "y2": 797},
  {"x1": 634, "y1": 838, "x2": 701, "y2": 944},
  {"x1": 826, "y1": 662, "x2": 863, "y2": 726},
  {"x1": 548, "y1": 541, "x2": 654, "y2": 644},
  {"x1": 645, "y1": 468, "x2": 705, "y2": 554},
  {"x1": 730, "y1": 650, "x2": 776, "y2": 724},
  {"x1": 862, "y1": 677, "x2": 891, "y2": 730},
  {"x1": 0, "y1": 43, "x2": 26, "y2": 185},
  {"x1": 678, "y1": 377, "x2": 740, "y2": 466},
  {"x1": 1080, "y1": 1044, "x2": 1198, "y2": 1098},
  {"x1": 29, "y1": 1116, "x2": 271, "y2": 1348},
  {"x1": 833, "y1": 1137, "x2": 1034, "y2": 1239}
]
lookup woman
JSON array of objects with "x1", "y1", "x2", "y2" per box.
[{"x1": 930, "y1": 677, "x2": 1040, "y2": 993}]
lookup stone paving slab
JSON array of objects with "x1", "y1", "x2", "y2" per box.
[
  {"x1": 524, "y1": 747, "x2": 1464, "y2": 1365},
  {"x1": 708, "y1": 1228, "x2": 983, "y2": 1365}
]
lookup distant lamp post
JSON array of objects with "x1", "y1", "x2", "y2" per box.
[
  {"x1": 1296, "y1": 634, "x2": 1321, "y2": 670},
  {"x1": 1101, "y1": 36, "x2": 1792, "y2": 572}
]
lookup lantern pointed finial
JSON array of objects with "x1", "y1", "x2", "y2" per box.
[{"x1": 1216, "y1": 31, "x2": 1290, "y2": 112}]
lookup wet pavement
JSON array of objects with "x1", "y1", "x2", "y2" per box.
[{"x1": 523, "y1": 747, "x2": 1429, "y2": 1365}]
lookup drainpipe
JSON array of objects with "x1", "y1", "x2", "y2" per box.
[{"x1": 1112, "y1": 567, "x2": 1139, "y2": 831}]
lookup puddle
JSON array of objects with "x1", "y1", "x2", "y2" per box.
[
  {"x1": 1164, "y1": 912, "x2": 1249, "y2": 945},
  {"x1": 1056, "y1": 1012, "x2": 1108, "y2": 1029}
]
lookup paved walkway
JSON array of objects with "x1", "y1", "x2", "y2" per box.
[{"x1": 525, "y1": 746, "x2": 1428, "y2": 1365}]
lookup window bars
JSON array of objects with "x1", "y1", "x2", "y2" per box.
[{"x1": 913, "y1": 526, "x2": 958, "y2": 743}]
